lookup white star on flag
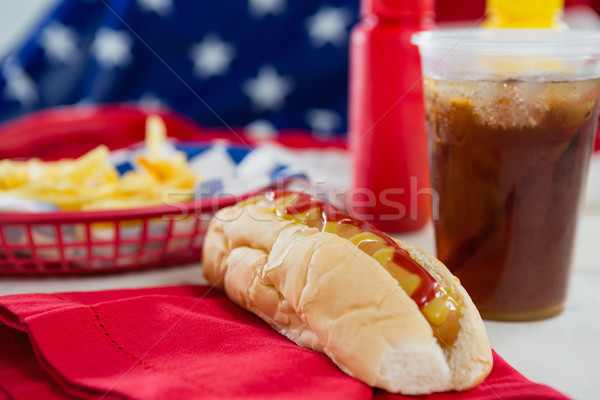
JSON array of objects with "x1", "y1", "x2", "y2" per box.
[
  {"x1": 2, "y1": 63, "x2": 39, "y2": 109},
  {"x1": 75, "y1": 97, "x2": 93, "y2": 105},
  {"x1": 40, "y1": 22, "x2": 79, "y2": 64},
  {"x1": 137, "y1": 0, "x2": 173, "y2": 17},
  {"x1": 245, "y1": 119, "x2": 278, "y2": 139},
  {"x1": 243, "y1": 65, "x2": 294, "y2": 112},
  {"x1": 91, "y1": 28, "x2": 134, "y2": 68},
  {"x1": 305, "y1": 108, "x2": 342, "y2": 135},
  {"x1": 248, "y1": 0, "x2": 286, "y2": 18},
  {"x1": 305, "y1": 6, "x2": 352, "y2": 47},
  {"x1": 138, "y1": 92, "x2": 167, "y2": 109},
  {"x1": 189, "y1": 34, "x2": 236, "y2": 79}
]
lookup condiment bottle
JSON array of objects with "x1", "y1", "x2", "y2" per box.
[
  {"x1": 482, "y1": 0, "x2": 566, "y2": 28},
  {"x1": 348, "y1": 0, "x2": 434, "y2": 232}
]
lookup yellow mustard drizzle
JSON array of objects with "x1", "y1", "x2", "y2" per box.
[{"x1": 239, "y1": 192, "x2": 461, "y2": 347}]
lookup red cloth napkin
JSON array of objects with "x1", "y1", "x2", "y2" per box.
[{"x1": 0, "y1": 286, "x2": 570, "y2": 400}]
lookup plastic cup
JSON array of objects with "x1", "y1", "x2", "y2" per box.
[{"x1": 412, "y1": 29, "x2": 600, "y2": 320}]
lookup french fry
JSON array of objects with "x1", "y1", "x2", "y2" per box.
[
  {"x1": 0, "y1": 115, "x2": 201, "y2": 211},
  {"x1": 145, "y1": 114, "x2": 167, "y2": 160}
]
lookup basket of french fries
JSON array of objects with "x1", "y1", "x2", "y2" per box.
[{"x1": 0, "y1": 111, "x2": 248, "y2": 275}]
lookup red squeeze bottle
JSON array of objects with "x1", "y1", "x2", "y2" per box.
[{"x1": 348, "y1": 0, "x2": 434, "y2": 232}]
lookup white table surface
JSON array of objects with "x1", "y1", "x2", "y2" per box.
[{"x1": 3, "y1": 181, "x2": 600, "y2": 400}]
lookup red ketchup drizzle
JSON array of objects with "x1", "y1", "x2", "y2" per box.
[{"x1": 280, "y1": 192, "x2": 439, "y2": 308}]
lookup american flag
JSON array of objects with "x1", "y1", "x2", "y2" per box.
[{"x1": 0, "y1": 0, "x2": 360, "y2": 138}]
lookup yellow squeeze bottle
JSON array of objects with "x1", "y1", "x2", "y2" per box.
[{"x1": 483, "y1": 0, "x2": 567, "y2": 29}]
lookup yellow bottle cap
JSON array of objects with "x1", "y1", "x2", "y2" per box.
[{"x1": 483, "y1": 0, "x2": 566, "y2": 28}]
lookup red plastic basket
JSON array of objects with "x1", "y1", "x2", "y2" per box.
[
  {"x1": 0, "y1": 106, "x2": 219, "y2": 275},
  {"x1": 0, "y1": 198, "x2": 238, "y2": 275}
]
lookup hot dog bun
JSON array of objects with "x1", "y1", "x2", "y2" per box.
[{"x1": 202, "y1": 195, "x2": 493, "y2": 394}]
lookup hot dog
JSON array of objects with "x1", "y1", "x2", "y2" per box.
[{"x1": 202, "y1": 191, "x2": 493, "y2": 394}]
